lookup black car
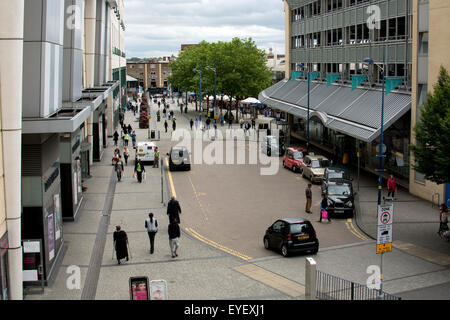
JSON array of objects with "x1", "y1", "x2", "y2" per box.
[
  {"x1": 263, "y1": 218, "x2": 319, "y2": 257},
  {"x1": 323, "y1": 180, "x2": 355, "y2": 218},
  {"x1": 321, "y1": 167, "x2": 352, "y2": 190}
]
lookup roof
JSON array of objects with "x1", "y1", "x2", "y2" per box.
[
  {"x1": 126, "y1": 75, "x2": 138, "y2": 82},
  {"x1": 259, "y1": 79, "x2": 411, "y2": 142}
]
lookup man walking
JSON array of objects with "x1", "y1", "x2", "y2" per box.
[
  {"x1": 168, "y1": 217, "x2": 180, "y2": 258},
  {"x1": 145, "y1": 213, "x2": 158, "y2": 254},
  {"x1": 167, "y1": 196, "x2": 182, "y2": 223},
  {"x1": 134, "y1": 159, "x2": 146, "y2": 183},
  {"x1": 190, "y1": 119, "x2": 194, "y2": 130},
  {"x1": 153, "y1": 147, "x2": 160, "y2": 168},
  {"x1": 113, "y1": 130, "x2": 119, "y2": 146},
  {"x1": 305, "y1": 183, "x2": 312, "y2": 214}
]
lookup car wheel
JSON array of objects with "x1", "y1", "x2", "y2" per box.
[
  {"x1": 281, "y1": 244, "x2": 289, "y2": 257},
  {"x1": 282, "y1": 161, "x2": 286, "y2": 168},
  {"x1": 311, "y1": 246, "x2": 319, "y2": 254},
  {"x1": 264, "y1": 237, "x2": 270, "y2": 250}
]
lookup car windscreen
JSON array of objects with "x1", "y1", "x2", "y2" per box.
[
  {"x1": 329, "y1": 171, "x2": 345, "y2": 179},
  {"x1": 289, "y1": 223, "x2": 311, "y2": 234},
  {"x1": 293, "y1": 151, "x2": 303, "y2": 159},
  {"x1": 328, "y1": 185, "x2": 351, "y2": 196}
]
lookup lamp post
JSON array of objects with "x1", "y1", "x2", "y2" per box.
[
  {"x1": 363, "y1": 47, "x2": 386, "y2": 300},
  {"x1": 206, "y1": 58, "x2": 217, "y2": 120},
  {"x1": 297, "y1": 63, "x2": 310, "y2": 151},
  {"x1": 193, "y1": 66, "x2": 202, "y2": 112}
]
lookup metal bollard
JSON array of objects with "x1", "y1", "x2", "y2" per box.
[{"x1": 305, "y1": 257, "x2": 317, "y2": 300}]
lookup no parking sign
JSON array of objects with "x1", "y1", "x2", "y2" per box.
[{"x1": 377, "y1": 204, "x2": 394, "y2": 254}]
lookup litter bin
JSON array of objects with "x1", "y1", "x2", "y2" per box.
[{"x1": 150, "y1": 130, "x2": 155, "y2": 139}]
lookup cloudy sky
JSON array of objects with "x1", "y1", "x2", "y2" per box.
[{"x1": 124, "y1": 0, "x2": 286, "y2": 58}]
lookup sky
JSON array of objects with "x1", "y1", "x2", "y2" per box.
[{"x1": 123, "y1": 0, "x2": 286, "y2": 58}]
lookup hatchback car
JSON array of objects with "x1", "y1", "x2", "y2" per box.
[
  {"x1": 167, "y1": 146, "x2": 191, "y2": 171},
  {"x1": 323, "y1": 180, "x2": 355, "y2": 218},
  {"x1": 283, "y1": 147, "x2": 307, "y2": 173},
  {"x1": 263, "y1": 218, "x2": 319, "y2": 257},
  {"x1": 301, "y1": 155, "x2": 330, "y2": 183},
  {"x1": 321, "y1": 167, "x2": 352, "y2": 190}
]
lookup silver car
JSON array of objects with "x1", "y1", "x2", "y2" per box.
[
  {"x1": 167, "y1": 146, "x2": 191, "y2": 171},
  {"x1": 301, "y1": 154, "x2": 330, "y2": 183}
]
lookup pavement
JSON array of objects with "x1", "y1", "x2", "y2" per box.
[{"x1": 24, "y1": 94, "x2": 450, "y2": 301}]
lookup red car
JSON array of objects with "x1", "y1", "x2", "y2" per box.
[{"x1": 283, "y1": 147, "x2": 307, "y2": 173}]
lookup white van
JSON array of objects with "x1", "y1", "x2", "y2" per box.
[{"x1": 136, "y1": 141, "x2": 156, "y2": 163}]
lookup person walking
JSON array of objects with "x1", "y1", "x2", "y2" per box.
[
  {"x1": 164, "y1": 120, "x2": 168, "y2": 133},
  {"x1": 318, "y1": 193, "x2": 331, "y2": 223},
  {"x1": 305, "y1": 183, "x2": 313, "y2": 214},
  {"x1": 113, "y1": 130, "x2": 119, "y2": 146},
  {"x1": 113, "y1": 226, "x2": 129, "y2": 264},
  {"x1": 168, "y1": 217, "x2": 180, "y2": 258},
  {"x1": 134, "y1": 159, "x2": 145, "y2": 183},
  {"x1": 172, "y1": 118, "x2": 177, "y2": 131},
  {"x1": 190, "y1": 119, "x2": 194, "y2": 130},
  {"x1": 114, "y1": 156, "x2": 124, "y2": 182},
  {"x1": 228, "y1": 117, "x2": 233, "y2": 129},
  {"x1": 127, "y1": 124, "x2": 132, "y2": 134},
  {"x1": 145, "y1": 213, "x2": 158, "y2": 254},
  {"x1": 123, "y1": 131, "x2": 130, "y2": 146},
  {"x1": 130, "y1": 130, "x2": 137, "y2": 148},
  {"x1": 167, "y1": 196, "x2": 182, "y2": 223},
  {"x1": 123, "y1": 146, "x2": 130, "y2": 165},
  {"x1": 153, "y1": 147, "x2": 160, "y2": 168},
  {"x1": 387, "y1": 175, "x2": 397, "y2": 199},
  {"x1": 162, "y1": 107, "x2": 167, "y2": 118}
]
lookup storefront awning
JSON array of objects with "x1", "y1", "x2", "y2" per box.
[
  {"x1": 22, "y1": 107, "x2": 91, "y2": 134},
  {"x1": 259, "y1": 79, "x2": 411, "y2": 142}
]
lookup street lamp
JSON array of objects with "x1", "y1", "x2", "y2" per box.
[
  {"x1": 297, "y1": 63, "x2": 311, "y2": 151},
  {"x1": 193, "y1": 66, "x2": 202, "y2": 112},
  {"x1": 206, "y1": 58, "x2": 217, "y2": 120},
  {"x1": 362, "y1": 47, "x2": 386, "y2": 300}
]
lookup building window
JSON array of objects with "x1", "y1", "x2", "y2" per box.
[{"x1": 418, "y1": 32, "x2": 429, "y2": 55}]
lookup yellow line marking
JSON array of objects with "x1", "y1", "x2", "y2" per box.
[
  {"x1": 393, "y1": 240, "x2": 450, "y2": 266},
  {"x1": 234, "y1": 264, "x2": 305, "y2": 297},
  {"x1": 185, "y1": 228, "x2": 252, "y2": 261},
  {"x1": 165, "y1": 157, "x2": 177, "y2": 198},
  {"x1": 346, "y1": 218, "x2": 370, "y2": 241}
]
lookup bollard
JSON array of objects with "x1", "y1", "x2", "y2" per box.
[{"x1": 305, "y1": 257, "x2": 317, "y2": 300}]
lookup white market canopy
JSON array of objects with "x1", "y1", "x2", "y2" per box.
[{"x1": 241, "y1": 97, "x2": 262, "y2": 104}]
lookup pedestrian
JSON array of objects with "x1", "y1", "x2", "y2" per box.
[
  {"x1": 114, "y1": 156, "x2": 124, "y2": 182},
  {"x1": 168, "y1": 217, "x2": 180, "y2": 258},
  {"x1": 127, "y1": 124, "x2": 132, "y2": 134},
  {"x1": 305, "y1": 183, "x2": 312, "y2": 214},
  {"x1": 113, "y1": 130, "x2": 119, "y2": 146},
  {"x1": 251, "y1": 118, "x2": 256, "y2": 129},
  {"x1": 239, "y1": 118, "x2": 244, "y2": 129},
  {"x1": 172, "y1": 119, "x2": 177, "y2": 131},
  {"x1": 145, "y1": 213, "x2": 158, "y2": 254},
  {"x1": 206, "y1": 118, "x2": 211, "y2": 129},
  {"x1": 228, "y1": 118, "x2": 233, "y2": 129},
  {"x1": 134, "y1": 159, "x2": 145, "y2": 183},
  {"x1": 167, "y1": 196, "x2": 181, "y2": 223},
  {"x1": 123, "y1": 131, "x2": 130, "y2": 146},
  {"x1": 123, "y1": 146, "x2": 130, "y2": 165},
  {"x1": 130, "y1": 130, "x2": 137, "y2": 148},
  {"x1": 113, "y1": 226, "x2": 129, "y2": 264},
  {"x1": 387, "y1": 175, "x2": 397, "y2": 199},
  {"x1": 164, "y1": 120, "x2": 168, "y2": 133},
  {"x1": 153, "y1": 147, "x2": 160, "y2": 168},
  {"x1": 319, "y1": 193, "x2": 331, "y2": 223},
  {"x1": 190, "y1": 119, "x2": 194, "y2": 130},
  {"x1": 162, "y1": 107, "x2": 167, "y2": 118}
]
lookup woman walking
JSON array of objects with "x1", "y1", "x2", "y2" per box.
[
  {"x1": 145, "y1": 213, "x2": 158, "y2": 254},
  {"x1": 114, "y1": 156, "x2": 124, "y2": 182},
  {"x1": 319, "y1": 193, "x2": 331, "y2": 223},
  {"x1": 123, "y1": 146, "x2": 130, "y2": 165},
  {"x1": 113, "y1": 226, "x2": 129, "y2": 264}
]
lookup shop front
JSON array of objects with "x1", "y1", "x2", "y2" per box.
[
  {"x1": 93, "y1": 103, "x2": 106, "y2": 162},
  {"x1": 0, "y1": 233, "x2": 9, "y2": 300}
]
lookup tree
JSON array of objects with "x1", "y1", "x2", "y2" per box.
[{"x1": 410, "y1": 66, "x2": 450, "y2": 184}]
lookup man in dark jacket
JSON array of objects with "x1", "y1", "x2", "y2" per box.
[
  {"x1": 168, "y1": 217, "x2": 180, "y2": 258},
  {"x1": 167, "y1": 196, "x2": 181, "y2": 223}
]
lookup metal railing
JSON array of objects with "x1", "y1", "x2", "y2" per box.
[{"x1": 316, "y1": 270, "x2": 401, "y2": 300}]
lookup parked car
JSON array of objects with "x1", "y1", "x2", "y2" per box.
[
  {"x1": 136, "y1": 141, "x2": 155, "y2": 164},
  {"x1": 263, "y1": 218, "x2": 319, "y2": 257},
  {"x1": 301, "y1": 154, "x2": 330, "y2": 183},
  {"x1": 167, "y1": 146, "x2": 191, "y2": 171},
  {"x1": 283, "y1": 147, "x2": 307, "y2": 173},
  {"x1": 323, "y1": 180, "x2": 355, "y2": 218},
  {"x1": 321, "y1": 167, "x2": 352, "y2": 190},
  {"x1": 261, "y1": 135, "x2": 285, "y2": 156}
]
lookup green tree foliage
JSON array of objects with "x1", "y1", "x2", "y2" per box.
[
  {"x1": 410, "y1": 66, "x2": 450, "y2": 184},
  {"x1": 168, "y1": 38, "x2": 272, "y2": 116}
]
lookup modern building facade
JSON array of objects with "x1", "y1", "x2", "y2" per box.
[
  {"x1": 0, "y1": 0, "x2": 126, "y2": 299},
  {"x1": 409, "y1": 0, "x2": 450, "y2": 204},
  {"x1": 260, "y1": 0, "x2": 412, "y2": 187}
]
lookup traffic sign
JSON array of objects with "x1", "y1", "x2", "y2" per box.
[{"x1": 377, "y1": 203, "x2": 393, "y2": 254}]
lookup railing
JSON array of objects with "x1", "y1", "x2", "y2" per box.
[{"x1": 316, "y1": 270, "x2": 401, "y2": 300}]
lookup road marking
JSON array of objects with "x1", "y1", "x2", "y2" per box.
[
  {"x1": 234, "y1": 264, "x2": 305, "y2": 297},
  {"x1": 185, "y1": 228, "x2": 252, "y2": 261},
  {"x1": 393, "y1": 240, "x2": 450, "y2": 266},
  {"x1": 165, "y1": 157, "x2": 177, "y2": 198},
  {"x1": 346, "y1": 218, "x2": 370, "y2": 241}
]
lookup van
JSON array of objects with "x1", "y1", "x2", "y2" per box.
[
  {"x1": 136, "y1": 141, "x2": 155, "y2": 163},
  {"x1": 167, "y1": 146, "x2": 191, "y2": 171}
]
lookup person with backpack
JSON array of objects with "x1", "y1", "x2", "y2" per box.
[
  {"x1": 134, "y1": 159, "x2": 145, "y2": 183},
  {"x1": 145, "y1": 213, "x2": 158, "y2": 254}
]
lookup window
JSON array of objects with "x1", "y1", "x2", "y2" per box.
[{"x1": 419, "y1": 32, "x2": 428, "y2": 55}]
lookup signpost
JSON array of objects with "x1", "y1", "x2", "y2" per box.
[{"x1": 376, "y1": 202, "x2": 393, "y2": 298}]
